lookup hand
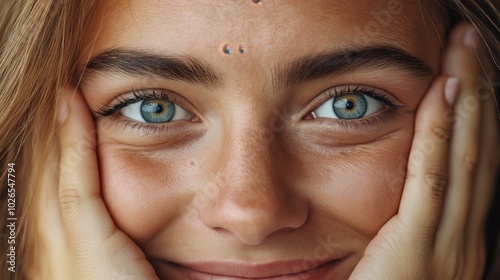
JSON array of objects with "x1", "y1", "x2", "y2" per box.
[
  {"x1": 47, "y1": 86, "x2": 159, "y2": 279},
  {"x1": 349, "y1": 23, "x2": 499, "y2": 279}
]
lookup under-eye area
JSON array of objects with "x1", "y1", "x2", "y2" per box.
[{"x1": 4, "y1": 0, "x2": 498, "y2": 279}]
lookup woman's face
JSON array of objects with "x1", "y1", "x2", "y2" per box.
[{"x1": 79, "y1": 0, "x2": 443, "y2": 278}]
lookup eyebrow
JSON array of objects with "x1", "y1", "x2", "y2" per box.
[
  {"x1": 82, "y1": 46, "x2": 433, "y2": 90},
  {"x1": 276, "y1": 46, "x2": 433, "y2": 89},
  {"x1": 82, "y1": 49, "x2": 223, "y2": 89}
]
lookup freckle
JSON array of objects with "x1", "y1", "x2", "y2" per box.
[
  {"x1": 190, "y1": 161, "x2": 195, "y2": 166},
  {"x1": 222, "y1": 44, "x2": 232, "y2": 54},
  {"x1": 252, "y1": 0, "x2": 261, "y2": 3}
]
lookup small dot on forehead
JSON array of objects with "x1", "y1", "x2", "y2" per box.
[
  {"x1": 239, "y1": 45, "x2": 247, "y2": 54},
  {"x1": 222, "y1": 44, "x2": 232, "y2": 54}
]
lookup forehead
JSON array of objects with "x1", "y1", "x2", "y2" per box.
[{"x1": 82, "y1": 0, "x2": 443, "y2": 71}]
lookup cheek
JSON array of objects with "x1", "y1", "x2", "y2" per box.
[
  {"x1": 337, "y1": 144, "x2": 409, "y2": 237},
  {"x1": 98, "y1": 123, "x2": 414, "y2": 244},
  {"x1": 98, "y1": 145, "x2": 195, "y2": 243},
  {"x1": 295, "y1": 128, "x2": 413, "y2": 238}
]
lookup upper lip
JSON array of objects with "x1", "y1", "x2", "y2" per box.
[{"x1": 170, "y1": 256, "x2": 348, "y2": 278}]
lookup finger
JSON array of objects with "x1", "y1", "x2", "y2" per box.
[
  {"x1": 39, "y1": 140, "x2": 70, "y2": 279},
  {"x1": 462, "y1": 27, "x2": 500, "y2": 245},
  {"x1": 464, "y1": 78, "x2": 499, "y2": 280},
  {"x1": 398, "y1": 75, "x2": 458, "y2": 235},
  {"x1": 57, "y1": 86, "x2": 159, "y2": 279},
  {"x1": 435, "y1": 23, "x2": 483, "y2": 270},
  {"x1": 58, "y1": 85, "x2": 115, "y2": 247},
  {"x1": 463, "y1": 43, "x2": 500, "y2": 279}
]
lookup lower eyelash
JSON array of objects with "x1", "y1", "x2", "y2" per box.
[
  {"x1": 303, "y1": 85, "x2": 402, "y2": 130},
  {"x1": 336, "y1": 110, "x2": 399, "y2": 129},
  {"x1": 120, "y1": 119, "x2": 166, "y2": 134},
  {"x1": 312, "y1": 109, "x2": 397, "y2": 131},
  {"x1": 98, "y1": 86, "x2": 399, "y2": 134}
]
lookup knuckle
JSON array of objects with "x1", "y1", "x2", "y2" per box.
[
  {"x1": 59, "y1": 187, "x2": 83, "y2": 214},
  {"x1": 460, "y1": 152, "x2": 478, "y2": 174},
  {"x1": 430, "y1": 124, "x2": 451, "y2": 143},
  {"x1": 421, "y1": 170, "x2": 448, "y2": 200}
]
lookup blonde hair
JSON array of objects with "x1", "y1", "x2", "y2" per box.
[
  {"x1": 0, "y1": 1, "x2": 498, "y2": 279},
  {"x1": 0, "y1": 1, "x2": 96, "y2": 279}
]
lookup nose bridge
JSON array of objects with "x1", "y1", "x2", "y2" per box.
[
  {"x1": 224, "y1": 116, "x2": 276, "y2": 191},
  {"x1": 218, "y1": 115, "x2": 281, "y2": 217},
  {"x1": 200, "y1": 111, "x2": 307, "y2": 245}
]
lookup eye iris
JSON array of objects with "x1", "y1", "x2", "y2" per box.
[
  {"x1": 140, "y1": 99, "x2": 175, "y2": 123},
  {"x1": 333, "y1": 94, "x2": 367, "y2": 119}
]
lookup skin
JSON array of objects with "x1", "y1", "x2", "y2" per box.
[
  {"x1": 76, "y1": 0, "x2": 442, "y2": 278},
  {"x1": 39, "y1": 0, "x2": 499, "y2": 279}
]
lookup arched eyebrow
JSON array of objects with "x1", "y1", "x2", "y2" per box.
[
  {"x1": 275, "y1": 46, "x2": 433, "y2": 89},
  {"x1": 82, "y1": 46, "x2": 433, "y2": 90},
  {"x1": 82, "y1": 49, "x2": 223, "y2": 89}
]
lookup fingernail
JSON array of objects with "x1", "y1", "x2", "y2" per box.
[
  {"x1": 445, "y1": 77, "x2": 460, "y2": 106},
  {"x1": 58, "y1": 94, "x2": 68, "y2": 124},
  {"x1": 464, "y1": 25, "x2": 480, "y2": 52}
]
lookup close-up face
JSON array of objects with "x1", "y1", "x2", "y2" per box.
[{"x1": 78, "y1": 0, "x2": 444, "y2": 278}]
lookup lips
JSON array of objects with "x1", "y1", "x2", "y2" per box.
[{"x1": 164, "y1": 256, "x2": 350, "y2": 279}]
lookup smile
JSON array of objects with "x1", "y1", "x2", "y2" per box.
[{"x1": 165, "y1": 256, "x2": 351, "y2": 279}]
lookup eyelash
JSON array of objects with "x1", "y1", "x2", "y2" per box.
[
  {"x1": 308, "y1": 85, "x2": 402, "y2": 129},
  {"x1": 96, "y1": 89, "x2": 184, "y2": 116},
  {"x1": 95, "y1": 85, "x2": 402, "y2": 134},
  {"x1": 95, "y1": 89, "x2": 187, "y2": 134}
]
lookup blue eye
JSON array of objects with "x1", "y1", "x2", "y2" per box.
[
  {"x1": 120, "y1": 99, "x2": 192, "y2": 123},
  {"x1": 333, "y1": 94, "x2": 367, "y2": 119},
  {"x1": 312, "y1": 93, "x2": 384, "y2": 120},
  {"x1": 141, "y1": 99, "x2": 175, "y2": 122}
]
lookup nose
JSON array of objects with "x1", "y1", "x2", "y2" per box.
[{"x1": 200, "y1": 124, "x2": 308, "y2": 246}]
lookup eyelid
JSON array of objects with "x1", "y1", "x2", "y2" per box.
[
  {"x1": 301, "y1": 84, "x2": 404, "y2": 131},
  {"x1": 94, "y1": 88, "x2": 190, "y2": 117},
  {"x1": 307, "y1": 85, "x2": 403, "y2": 115}
]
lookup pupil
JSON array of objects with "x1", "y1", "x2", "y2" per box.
[
  {"x1": 345, "y1": 100, "x2": 354, "y2": 110},
  {"x1": 154, "y1": 104, "x2": 163, "y2": 113}
]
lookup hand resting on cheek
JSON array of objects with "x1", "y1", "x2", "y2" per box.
[{"x1": 52, "y1": 22, "x2": 499, "y2": 279}]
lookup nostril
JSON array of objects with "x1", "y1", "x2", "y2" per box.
[{"x1": 200, "y1": 196, "x2": 309, "y2": 246}]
